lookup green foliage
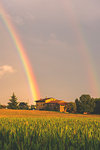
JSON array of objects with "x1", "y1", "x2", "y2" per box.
[
  {"x1": 75, "y1": 99, "x2": 82, "y2": 113},
  {"x1": 0, "y1": 104, "x2": 2, "y2": 109},
  {"x1": 18, "y1": 102, "x2": 29, "y2": 110},
  {"x1": 0, "y1": 118, "x2": 99, "y2": 150},
  {"x1": 7, "y1": 93, "x2": 18, "y2": 109},
  {"x1": 65, "y1": 102, "x2": 76, "y2": 113},
  {"x1": 30, "y1": 105, "x2": 36, "y2": 110},
  {"x1": 94, "y1": 98, "x2": 100, "y2": 114},
  {"x1": 0, "y1": 105, "x2": 7, "y2": 109},
  {"x1": 75, "y1": 95, "x2": 95, "y2": 113}
]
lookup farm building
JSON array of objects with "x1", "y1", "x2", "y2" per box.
[{"x1": 35, "y1": 98, "x2": 67, "y2": 112}]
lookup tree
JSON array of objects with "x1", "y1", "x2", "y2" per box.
[
  {"x1": 75, "y1": 95, "x2": 95, "y2": 113},
  {"x1": 94, "y1": 98, "x2": 100, "y2": 114},
  {"x1": 18, "y1": 102, "x2": 29, "y2": 110},
  {"x1": 30, "y1": 105, "x2": 36, "y2": 110},
  {"x1": 0, "y1": 105, "x2": 7, "y2": 109},
  {"x1": 65, "y1": 102, "x2": 76, "y2": 113},
  {"x1": 0, "y1": 104, "x2": 2, "y2": 109},
  {"x1": 7, "y1": 93, "x2": 18, "y2": 109},
  {"x1": 75, "y1": 99, "x2": 83, "y2": 113}
]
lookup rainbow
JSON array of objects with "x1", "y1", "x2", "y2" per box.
[
  {"x1": 0, "y1": 4, "x2": 40, "y2": 101},
  {"x1": 62, "y1": 1, "x2": 99, "y2": 97}
]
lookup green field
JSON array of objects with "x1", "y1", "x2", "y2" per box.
[{"x1": 0, "y1": 117, "x2": 100, "y2": 150}]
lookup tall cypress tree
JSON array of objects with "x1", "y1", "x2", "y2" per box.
[{"x1": 7, "y1": 93, "x2": 18, "y2": 109}]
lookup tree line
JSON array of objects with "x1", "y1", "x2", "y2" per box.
[
  {"x1": 0, "y1": 93, "x2": 100, "y2": 114},
  {"x1": 65, "y1": 95, "x2": 100, "y2": 114},
  {"x1": 66, "y1": 94, "x2": 100, "y2": 114},
  {"x1": 75, "y1": 95, "x2": 100, "y2": 114},
  {"x1": 0, "y1": 93, "x2": 35, "y2": 110}
]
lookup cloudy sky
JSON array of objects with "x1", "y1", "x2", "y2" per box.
[{"x1": 0, "y1": 0, "x2": 100, "y2": 104}]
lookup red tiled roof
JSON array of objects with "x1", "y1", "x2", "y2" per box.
[
  {"x1": 46, "y1": 100, "x2": 68, "y2": 105},
  {"x1": 59, "y1": 103, "x2": 67, "y2": 106},
  {"x1": 35, "y1": 98, "x2": 68, "y2": 105},
  {"x1": 35, "y1": 97, "x2": 53, "y2": 102},
  {"x1": 46, "y1": 100, "x2": 62, "y2": 103}
]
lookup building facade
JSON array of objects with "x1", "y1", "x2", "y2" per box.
[{"x1": 36, "y1": 98, "x2": 67, "y2": 112}]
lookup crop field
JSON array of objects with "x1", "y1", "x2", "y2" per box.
[
  {"x1": 0, "y1": 110, "x2": 100, "y2": 150},
  {"x1": 0, "y1": 109, "x2": 99, "y2": 118}
]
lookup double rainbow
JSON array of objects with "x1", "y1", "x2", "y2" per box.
[
  {"x1": 0, "y1": 1, "x2": 99, "y2": 100},
  {"x1": 0, "y1": 4, "x2": 40, "y2": 101}
]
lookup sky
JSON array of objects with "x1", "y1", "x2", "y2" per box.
[{"x1": 0, "y1": 0, "x2": 100, "y2": 104}]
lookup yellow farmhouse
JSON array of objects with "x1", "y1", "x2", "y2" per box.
[{"x1": 35, "y1": 97, "x2": 67, "y2": 112}]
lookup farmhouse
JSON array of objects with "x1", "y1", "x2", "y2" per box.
[{"x1": 35, "y1": 97, "x2": 67, "y2": 112}]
